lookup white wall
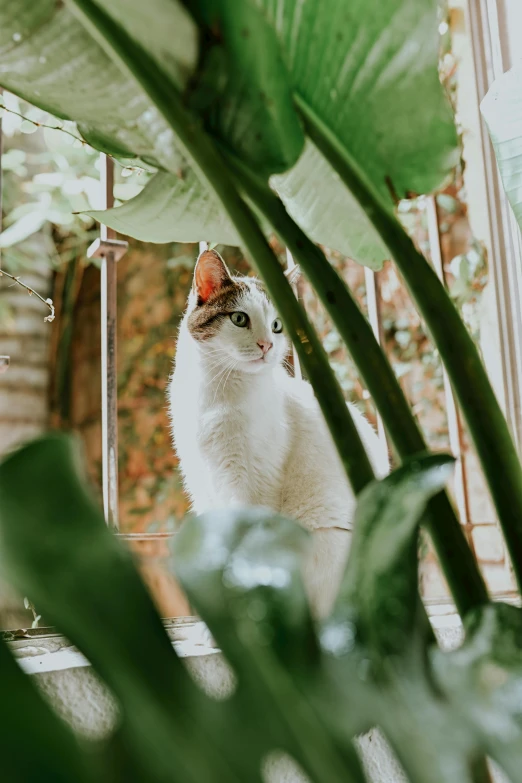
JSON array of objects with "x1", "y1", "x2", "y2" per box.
[
  {"x1": 498, "y1": 0, "x2": 522, "y2": 69},
  {"x1": 0, "y1": 247, "x2": 52, "y2": 455}
]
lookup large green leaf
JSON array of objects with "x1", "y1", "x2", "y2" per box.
[
  {"x1": 174, "y1": 451, "x2": 479, "y2": 783},
  {"x1": 81, "y1": 0, "x2": 305, "y2": 242},
  {"x1": 481, "y1": 64, "x2": 522, "y2": 232},
  {"x1": 180, "y1": 0, "x2": 458, "y2": 264},
  {"x1": 330, "y1": 453, "x2": 454, "y2": 659},
  {"x1": 0, "y1": 435, "x2": 494, "y2": 783},
  {"x1": 0, "y1": 0, "x2": 184, "y2": 167},
  {"x1": 85, "y1": 0, "x2": 457, "y2": 267},
  {"x1": 271, "y1": 140, "x2": 388, "y2": 269},
  {"x1": 82, "y1": 0, "x2": 303, "y2": 177},
  {"x1": 1, "y1": 0, "x2": 457, "y2": 267},
  {"x1": 0, "y1": 434, "x2": 365, "y2": 783},
  {"x1": 0, "y1": 636, "x2": 98, "y2": 783},
  {"x1": 79, "y1": 0, "x2": 197, "y2": 89},
  {"x1": 253, "y1": 0, "x2": 458, "y2": 263},
  {"x1": 172, "y1": 510, "x2": 368, "y2": 783},
  {"x1": 0, "y1": 434, "x2": 242, "y2": 783},
  {"x1": 432, "y1": 603, "x2": 522, "y2": 783},
  {"x1": 319, "y1": 456, "x2": 480, "y2": 783},
  {"x1": 261, "y1": 0, "x2": 458, "y2": 203},
  {"x1": 0, "y1": 0, "x2": 308, "y2": 246},
  {"x1": 185, "y1": 0, "x2": 304, "y2": 177},
  {"x1": 0, "y1": 0, "x2": 240, "y2": 242},
  {"x1": 87, "y1": 171, "x2": 240, "y2": 244},
  {"x1": 86, "y1": 140, "x2": 388, "y2": 266}
]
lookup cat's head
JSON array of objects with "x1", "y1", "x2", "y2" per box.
[{"x1": 186, "y1": 249, "x2": 296, "y2": 374}]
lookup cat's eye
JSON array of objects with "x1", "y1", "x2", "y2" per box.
[
  {"x1": 230, "y1": 311, "x2": 249, "y2": 327},
  {"x1": 272, "y1": 318, "x2": 283, "y2": 334}
]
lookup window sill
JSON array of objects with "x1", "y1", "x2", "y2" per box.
[
  {"x1": 9, "y1": 616, "x2": 219, "y2": 676},
  {"x1": 6, "y1": 608, "x2": 469, "y2": 679}
]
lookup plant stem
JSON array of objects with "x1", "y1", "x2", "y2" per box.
[
  {"x1": 0, "y1": 102, "x2": 84, "y2": 144},
  {"x1": 298, "y1": 96, "x2": 522, "y2": 588},
  {"x1": 0, "y1": 269, "x2": 55, "y2": 322},
  {"x1": 235, "y1": 166, "x2": 488, "y2": 616},
  {"x1": 69, "y1": 0, "x2": 375, "y2": 494}
]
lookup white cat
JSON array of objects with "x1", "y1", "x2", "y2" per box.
[{"x1": 168, "y1": 249, "x2": 388, "y2": 619}]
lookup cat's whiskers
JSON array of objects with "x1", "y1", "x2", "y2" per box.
[
  {"x1": 202, "y1": 357, "x2": 229, "y2": 376},
  {"x1": 211, "y1": 359, "x2": 239, "y2": 405},
  {"x1": 220, "y1": 359, "x2": 240, "y2": 397},
  {"x1": 200, "y1": 350, "x2": 234, "y2": 377},
  {"x1": 201, "y1": 348, "x2": 227, "y2": 358},
  {"x1": 202, "y1": 363, "x2": 232, "y2": 391},
  {"x1": 200, "y1": 356, "x2": 228, "y2": 371}
]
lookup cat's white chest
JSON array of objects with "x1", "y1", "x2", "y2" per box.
[
  {"x1": 238, "y1": 391, "x2": 288, "y2": 504},
  {"x1": 198, "y1": 381, "x2": 288, "y2": 509},
  {"x1": 170, "y1": 355, "x2": 289, "y2": 514}
]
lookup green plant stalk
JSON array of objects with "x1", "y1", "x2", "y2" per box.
[
  {"x1": 298, "y1": 97, "x2": 522, "y2": 588},
  {"x1": 69, "y1": 0, "x2": 375, "y2": 496},
  {"x1": 234, "y1": 166, "x2": 489, "y2": 616}
]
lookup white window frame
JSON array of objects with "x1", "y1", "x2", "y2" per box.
[{"x1": 465, "y1": 0, "x2": 522, "y2": 453}]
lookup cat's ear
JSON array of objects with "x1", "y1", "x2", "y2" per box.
[
  {"x1": 284, "y1": 264, "x2": 301, "y2": 286},
  {"x1": 193, "y1": 249, "x2": 233, "y2": 303}
]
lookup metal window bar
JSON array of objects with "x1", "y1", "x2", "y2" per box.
[
  {"x1": 87, "y1": 155, "x2": 127, "y2": 529},
  {"x1": 467, "y1": 0, "x2": 522, "y2": 455}
]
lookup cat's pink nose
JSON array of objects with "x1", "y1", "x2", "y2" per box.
[{"x1": 257, "y1": 339, "x2": 273, "y2": 355}]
